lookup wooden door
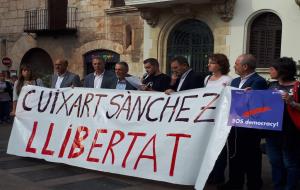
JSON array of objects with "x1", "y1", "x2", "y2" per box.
[{"x1": 48, "y1": 0, "x2": 68, "y2": 30}]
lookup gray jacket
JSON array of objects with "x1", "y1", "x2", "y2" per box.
[{"x1": 51, "y1": 71, "x2": 81, "y2": 88}]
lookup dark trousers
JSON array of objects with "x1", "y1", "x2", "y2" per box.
[
  {"x1": 266, "y1": 136, "x2": 300, "y2": 190},
  {"x1": 227, "y1": 127, "x2": 263, "y2": 189},
  {"x1": 0, "y1": 101, "x2": 10, "y2": 122},
  {"x1": 208, "y1": 145, "x2": 227, "y2": 183}
]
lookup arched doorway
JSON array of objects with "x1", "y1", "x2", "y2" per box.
[
  {"x1": 84, "y1": 49, "x2": 120, "y2": 75},
  {"x1": 21, "y1": 48, "x2": 53, "y2": 87},
  {"x1": 248, "y1": 12, "x2": 282, "y2": 68},
  {"x1": 167, "y1": 19, "x2": 214, "y2": 74}
]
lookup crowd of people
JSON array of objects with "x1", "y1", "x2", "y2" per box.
[{"x1": 0, "y1": 53, "x2": 300, "y2": 190}]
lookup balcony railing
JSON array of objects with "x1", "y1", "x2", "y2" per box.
[{"x1": 24, "y1": 7, "x2": 77, "y2": 34}]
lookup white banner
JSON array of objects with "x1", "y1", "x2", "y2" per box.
[{"x1": 7, "y1": 86, "x2": 232, "y2": 189}]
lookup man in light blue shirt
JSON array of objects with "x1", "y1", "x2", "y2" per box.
[{"x1": 113, "y1": 62, "x2": 136, "y2": 90}]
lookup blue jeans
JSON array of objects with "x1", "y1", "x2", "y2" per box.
[{"x1": 266, "y1": 136, "x2": 300, "y2": 190}]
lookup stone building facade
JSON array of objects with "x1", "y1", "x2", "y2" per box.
[
  {"x1": 0, "y1": 0, "x2": 144, "y2": 86},
  {"x1": 126, "y1": 0, "x2": 300, "y2": 78}
]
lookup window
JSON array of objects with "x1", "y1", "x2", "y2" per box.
[
  {"x1": 125, "y1": 25, "x2": 132, "y2": 49},
  {"x1": 167, "y1": 19, "x2": 214, "y2": 74},
  {"x1": 248, "y1": 12, "x2": 282, "y2": 68}
]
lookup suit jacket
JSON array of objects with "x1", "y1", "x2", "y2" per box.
[
  {"x1": 111, "y1": 78, "x2": 137, "y2": 90},
  {"x1": 51, "y1": 71, "x2": 81, "y2": 88},
  {"x1": 231, "y1": 72, "x2": 268, "y2": 135},
  {"x1": 231, "y1": 72, "x2": 267, "y2": 90},
  {"x1": 83, "y1": 70, "x2": 116, "y2": 89},
  {"x1": 172, "y1": 70, "x2": 206, "y2": 91}
]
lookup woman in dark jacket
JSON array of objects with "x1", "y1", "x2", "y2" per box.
[{"x1": 266, "y1": 57, "x2": 300, "y2": 190}]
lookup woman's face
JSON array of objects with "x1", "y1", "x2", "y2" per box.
[
  {"x1": 269, "y1": 67, "x2": 279, "y2": 79},
  {"x1": 208, "y1": 59, "x2": 221, "y2": 73},
  {"x1": 22, "y1": 68, "x2": 31, "y2": 79}
]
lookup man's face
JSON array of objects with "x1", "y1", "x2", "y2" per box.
[
  {"x1": 92, "y1": 59, "x2": 105, "y2": 74},
  {"x1": 171, "y1": 61, "x2": 186, "y2": 77},
  {"x1": 144, "y1": 62, "x2": 156, "y2": 76},
  {"x1": 115, "y1": 64, "x2": 127, "y2": 79},
  {"x1": 54, "y1": 60, "x2": 67, "y2": 75},
  {"x1": 234, "y1": 56, "x2": 247, "y2": 76}
]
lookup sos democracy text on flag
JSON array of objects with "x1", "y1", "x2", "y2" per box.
[{"x1": 228, "y1": 90, "x2": 284, "y2": 131}]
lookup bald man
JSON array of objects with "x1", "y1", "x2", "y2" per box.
[
  {"x1": 220, "y1": 54, "x2": 267, "y2": 190},
  {"x1": 51, "y1": 59, "x2": 81, "y2": 88}
]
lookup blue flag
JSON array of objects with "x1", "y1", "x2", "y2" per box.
[{"x1": 228, "y1": 90, "x2": 284, "y2": 131}]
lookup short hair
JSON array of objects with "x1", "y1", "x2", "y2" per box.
[
  {"x1": 170, "y1": 56, "x2": 189, "y2": 67},
  {"x1": 56, "y1": 59, "x2": 68, "y2": 65},
  {"x1": 92, "y1": 57, "x2": 105, "y2": 63},
  {"x1": 143, "y1": 58, "x2": 159, "y2": 67},
  {"x1": 239, "y1": 54, "x2": 256, "y2": 70},
  {"x1": 209, "y1": 53, "x2": 230, "y2": 75},
  {"x1": 116, "y1": 61, "x2": 129, "y2": 72},
  {"x1": 271, "y1": 57, "x2": 297, "y2": 81}
]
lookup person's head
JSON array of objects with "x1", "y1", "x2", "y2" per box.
[
  {"x1": 11, "y1": 75, "x2": 18, "y2": 83},
  {"x1": 4, "y1": 70, "x2": 10, "y2": 79},
  {"x1": 19, "y1": 63, "x2": 34, "y2": 80},
  {"x1": 92, "y1": 57, "x2": 105, "y2": 74},
  {"x1": 234, "y1": 54, "x2": 256, "y2": 77},
  {"x1": 16, "y1": 63, "x2": 35, "y2": 95},
  {"x1": 0, "y1": 72, "x2": 4, "y2": 81},
  {"x1": 143, "y1": 58, "x2": 160, "y2": 76},
  {"x1": 54, "y1": 59, "x2": 68, "y2": 75},
  {"x1": 115, "y1": 61, "x2": 129, "y2": 80},
  {"x1": 170, "y1": 56, "x2": 190, "y2": 77},
  {"x1": 208, "y1": 53, "x2": 230, "y2": 75},
  {"x1": 269, "y1": 57, "x2": 297, "y2": 81}
]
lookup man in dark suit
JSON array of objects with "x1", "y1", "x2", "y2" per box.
[
  {"x1": 165, "y1": 56, "x2": 205, "y2": 94},
  {"x1": 219, "y1": 54, "x2": 268, "y2": 190},
  {"x1": 83, "y1": 57, "x2": 116, "y2": 89},
  {"x1": 51, "y1": 59, "x2": 81, "y2": 88},
  {"x1": 113, "y1": 61, "x2": 136, "y2": 90}
]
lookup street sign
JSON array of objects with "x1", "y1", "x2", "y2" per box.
[{"x1": 2, "y1": 57, "x2": 12, "y2": 67}]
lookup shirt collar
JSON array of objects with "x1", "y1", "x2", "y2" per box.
[
  {"x1": 94, "y1": 71, "x2": 104, "y2": 77},
  {"x1": 57, "y1": 72, "x2": 67, "y2": 77},
  {"x1": 181, "y1": 69, "x2": 192, "y2": 80},
  {"x1": 241, "y1": 72, "x2": 255, "y2": 81},
  {"x1": 117, "y1": 78, "x2": 126, "y2": 83}
]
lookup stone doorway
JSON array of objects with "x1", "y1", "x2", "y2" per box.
[
  {"x1": 167, "y1": 19, "x2": 214, "y2": 74},
  {"x1": 21, "y1": 48, "x2": 53, "y2": 87},
  {"x1": 84, "y1": 49, "x2": 120, "y2": 76}
]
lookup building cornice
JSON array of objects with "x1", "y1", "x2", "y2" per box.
[{"x1": 105, "y1": 6, "x2": 139, "y2": 14}]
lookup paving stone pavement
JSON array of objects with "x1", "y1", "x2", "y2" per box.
[{"x1": 0, "y1": 122, "x2": 275, "y2": 190}]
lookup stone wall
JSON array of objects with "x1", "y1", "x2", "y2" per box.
[{"x1": 0, "y1": 0, "x2": 144, "y2": 78}]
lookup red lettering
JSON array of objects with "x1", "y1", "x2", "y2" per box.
[
  {"x1": 167, "y1": 133, "x2": 191, "y2": 176},
  {"x1": 68, "y1": 126, "x2": 89, "y2": 158},
  {"x1": 86, "y1": 129, "x2": 107, "y2": 163},
  {"x1": 134, "y1": 134, "x2": 157, "y2": 172},
  {"x1": 102, "y1": 130, "x2": 125, "y2": 164},
  {"x1": 122, "y1": 132, "x2": 146, "y2": 168},
  {"x1": 25, "y1": 121, "x2": 38, "y2": 153},
  {"x1": 58, "y1": 127, "x2": 72, "y2": 158},
  {"x1": 41, "y1": 123, "x2": 55, "y2": 156}
]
